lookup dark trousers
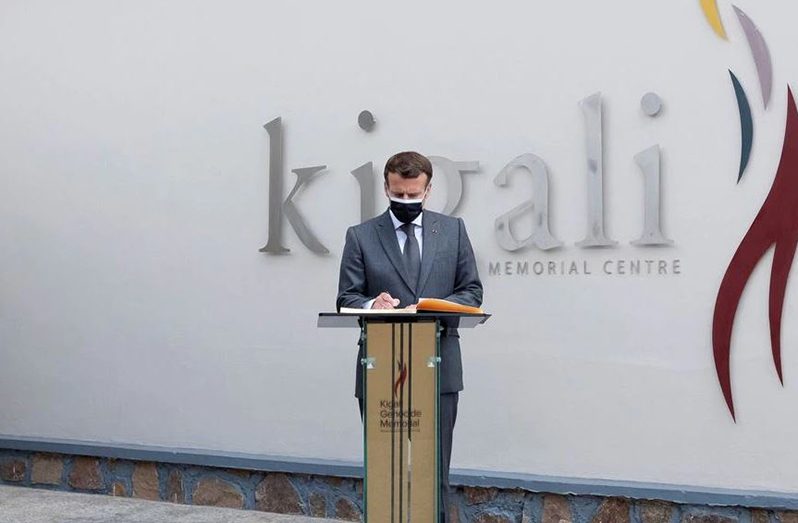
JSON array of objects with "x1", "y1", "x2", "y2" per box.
[
  {"x1": 438, "y1": 392, "x2": 459, "y2": 522},
  {"x1": 358, "y1": 392, "x2": 459, "y2": 523}
]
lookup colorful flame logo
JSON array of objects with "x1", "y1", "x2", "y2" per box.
[{"x1": 702, "y1": 1, "x2": 798, "y2": 420}]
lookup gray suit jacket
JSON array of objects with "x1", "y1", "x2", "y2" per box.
[{"x1": 336, "y1": 209, "x2": 483, "y2": 397}]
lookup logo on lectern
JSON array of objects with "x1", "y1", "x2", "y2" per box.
[{"x1": 393, "y1": 362, "x2": 408, "y2": 399}]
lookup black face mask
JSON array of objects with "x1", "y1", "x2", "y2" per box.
[{"x1": 389, "y1": 197, "x2": 424, "y2": 224}]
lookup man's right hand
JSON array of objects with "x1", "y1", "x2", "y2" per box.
[{"x1": 372, "y1": 292, "x2": 400, "y2": 309}]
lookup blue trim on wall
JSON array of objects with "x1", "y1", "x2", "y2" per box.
[{"x1": 2, "y1": 435, "x2": 797, "y2": 510}]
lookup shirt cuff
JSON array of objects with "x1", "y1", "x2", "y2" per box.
[{"x1": 363, "y1": 298, "x2": 376, "y2": 309}]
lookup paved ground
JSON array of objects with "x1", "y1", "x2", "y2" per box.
[{"x1": 0, "y1": 485, "x2": 339, "y2": 523}]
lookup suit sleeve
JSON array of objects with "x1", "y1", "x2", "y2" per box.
[
  {"x1": 336, "y1": 226, "x2": 371, "y2": 311},
  {"x1": 444, "y1": 218, "x2": 483, "y2": 307}
]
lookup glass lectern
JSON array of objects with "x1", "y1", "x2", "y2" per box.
[{"x1": 318, "y1": 311, "x2": 490, "y2": 522}]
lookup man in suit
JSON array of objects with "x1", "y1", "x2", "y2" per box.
[{"x1": 336, "y1": 151, "x2": 483, "y2": 521}]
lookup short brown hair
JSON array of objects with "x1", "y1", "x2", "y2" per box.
[{"x1": 383, "y1": 151, "x2": 433, "y2": 184}]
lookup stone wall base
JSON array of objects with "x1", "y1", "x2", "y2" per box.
[{"x1": 1, "y1": 449, "x2": 795, "y2": 522}]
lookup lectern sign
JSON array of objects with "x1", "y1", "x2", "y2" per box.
[{"x1": 365, "y1": 321, "x2": 439, "y2": 522}]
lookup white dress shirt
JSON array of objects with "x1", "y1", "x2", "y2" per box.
[{"x1": 363, "y1": 210, "x2": 424, "y2": 308}]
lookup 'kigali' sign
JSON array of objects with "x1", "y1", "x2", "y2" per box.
[{"x1": 259, "y1": 92, "x2": 673, "y2": 256}]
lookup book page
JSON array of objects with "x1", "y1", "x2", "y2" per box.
[{"x1": 338, "y1": 307, "x2": 417, "y2": 315}]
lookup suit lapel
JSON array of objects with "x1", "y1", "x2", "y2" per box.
[
  {"x1": 416, "y1": 212, "x2": 439, "y2": 296},
  {"x1": 376, "y1": 210, "x2": 415, "y2": 293}
]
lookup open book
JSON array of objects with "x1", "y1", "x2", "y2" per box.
[{"x1": 340, "y1": 298, "x2": 483, "y2": 315}]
